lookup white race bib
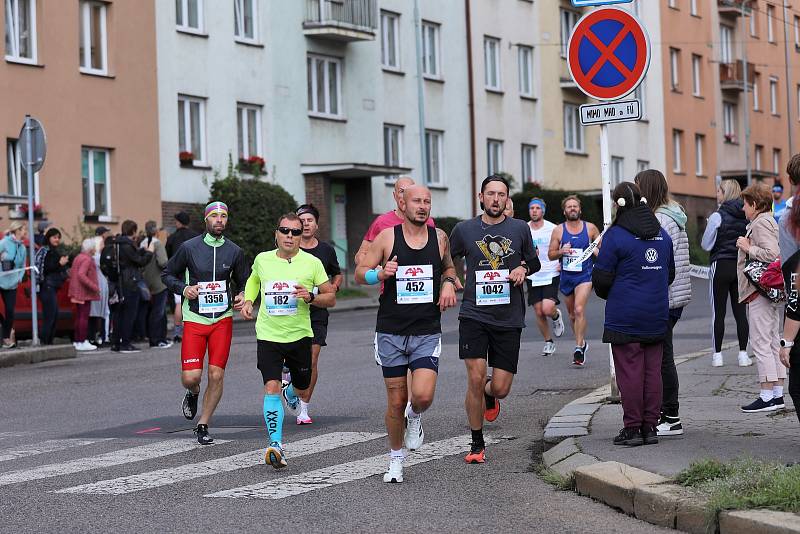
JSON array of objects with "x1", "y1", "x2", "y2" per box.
[
  {"x1": 396, "y1": 264, "x2": 434, "y2": 304},
  {"x1": 197, "y1": 280, "x2": 228, "y2": 314},
  {"x1": 562, "y1": 248, "x2": 584, "y2": 273},
  {"x1": 529, "y1": 271, "x2": 555, "y2": 287},
  {"x1": 265, "y1": 280, "x2": 298, "y2": 316},
  {"x1": 475, "y1": 269, "x2": 511, "y2": 306}
]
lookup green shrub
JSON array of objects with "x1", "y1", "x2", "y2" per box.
[
  {"x1": 510, "y1": 182, "x2": 603, "y2": 228},
  {"x1": 434, "y1": 216, "x2": 464, "y2": 237},
  {"x1": 686, "y1": 216, "x2": 710, "y2": 266}
]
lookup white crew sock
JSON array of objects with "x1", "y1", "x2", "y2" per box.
[
  {"x1": 760, "y1": 389, "x2": 774, "y2": 402},
  {"x1": 390, "y1": 448, "x2": 404, "y2": 459},
  {"x1": 299, "y1": 400, "x2": 309, "y2": 416},
  {"x1": 773, "y1": 385, "x2": 784, "y2": 398},
  {"x1": 407, "y1": 405, "x2": 421, "y2": 419}
]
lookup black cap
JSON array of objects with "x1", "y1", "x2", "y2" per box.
[
  {"x1": 174, "y1": 212, "x2": 190, "y2": 225},
  {"x1": 95, "y1": 226, "x2": 111, "y2": 236}
]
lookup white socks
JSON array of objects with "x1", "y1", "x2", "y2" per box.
[
  {"x1": 407, "y1": 405, "x2": 421, "y2": 419},
  {"x1": 299, "y1": 400, "x2": 309, "y2": 416},
  {"x1": 760, "y1": 389, "x2": 775, "y2": 402},
  {"x1": 773, "y1": 385, "x2": 784, "y2": 398},
  {"x1": 390, "y1": 448, "x2": 404, "y2": 459}
]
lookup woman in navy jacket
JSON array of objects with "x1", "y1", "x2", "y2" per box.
[{"x1": 593, "y1": 182, "x2": 674, "y2": 447}]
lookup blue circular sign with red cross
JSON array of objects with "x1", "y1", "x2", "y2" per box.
[{"x1": 567, "y1": 7, "x2": 650, "y2": 101}]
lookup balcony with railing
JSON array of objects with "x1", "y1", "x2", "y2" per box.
[
  {"x1": 718, "y1": 0, "x2": 752, "y2": 17},
  {"x1": 303, "y1": 0, "x2": 377, "y2": 42},
  {"x1": 719, "y1": 60, "x2": 756, "y2": 92}
]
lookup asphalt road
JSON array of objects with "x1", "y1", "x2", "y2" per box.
[{"x1": 0, "y1": 279, "x2": 726, "y2": 533}]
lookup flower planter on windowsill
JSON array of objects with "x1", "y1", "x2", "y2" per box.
[
  {"x1": 179, "y1": 159, "x2": 194, "y2": 168},
  {"x1": 9, "y1": 209, "x2": 45, "y2": 220}
]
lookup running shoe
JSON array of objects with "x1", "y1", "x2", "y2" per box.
[
  {"x1": 552, "y1": 310, "x2": 565, "y2": 338},
  {"x1": 656, "y1": 414, "x2": 684, "y2": 436},
  {"x1": 484, "y1": 378, "x2": 500, "y2": 422},
  {"x1": 542, "y1": 340, "x2": 556, "y2": 357},
  {"x1": 182, "y1": 389, "x2": 199, "y2": 420},
  {"x1": 281, "y1": 383, "x2": 300, "y2": 413},
  {"x1": 737, "y1": 351, "x2": 753, "y2": 367},
  {"x1": 772, "y1": 396, "x2": 786, "y2": 410},
  {"x1": 613, "y1": 427, "x2": 644, "y2": 447},
  {"x1": 383, "y1": 456, "x2": 404, "y2": 483},
  {"x1": 193, "y1": 424, "x2": 214, "y2": 445},
  {"x1": 404, "y1": 407, "x2": 424, "y2": 451},
  {"x1": 711, "y1": 352, "x2": 723, "y2": 367},
  {"x1": 464, "y1": 442, "x2": 486, "y2": 464},
  {"x1": 265, "y1": 441, "x2": 288, "y2": 469},
  {"x1": 740, "y1": 397, "x2": 778, "y2": 413},
  {"x1": 573, "y1": 342, "x2": 587, "y2": 367},
  {"x1": 119, "y1": 344, "x2": 141, "y2": 354},
  {"x1": 641, "y1": 425, "x2": 659, "y2": 445},
  {"x1": 155, "y1": 340, "x2": 173, "y2": 349},
  {"x1": 296, "y1": 413, "x2": 313, "y2": 425}
]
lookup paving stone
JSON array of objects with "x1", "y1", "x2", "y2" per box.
[
  {"x1": 543, "y1": 427, "x2": 588, "y2": 443},
  {"x1": 719, "y1": 510, "x2": 800, "y2": 534},
  {"x1": 633, "y1": 483, "x2": 688, "y2": 529},
  {"x1": 546, "y1": 421, "x2": 589, "y2": 429},
  {"x1": 574, "y1": 461, "x2": 667, "y2": 515},
  {"x1": 676, "y1": 498, "x2": 715, "y2": 534},
  {"x1": 555, "y1": 403, "x2": 602, "y2": 417},
  {"x1": 549, "y1": 414, "x2": 592, "y2": 424},
  {"x1": 550, "y1": 453, "x2": 597, "y2": 477},
  {"x1": 542, "y1": 437, "x2": 578, "y2": 467}
]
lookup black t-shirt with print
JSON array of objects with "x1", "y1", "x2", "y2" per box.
[{"x1": 301, "y1": 241, "x2": 341, "y2": 318}]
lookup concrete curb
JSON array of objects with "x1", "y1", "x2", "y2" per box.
[{"x1": 0, "y1": 344, "x2": 76, "y2": 368}]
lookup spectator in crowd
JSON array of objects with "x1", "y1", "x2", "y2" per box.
[
  {"x1": 140, "y1": 221, "x2": 171, "y2": 348},
  {"x1": 0, "y1": 221, "x2": 28, "y2": 348},
  {"x1": 37, "y1": 228, "x2": 68, "y2": 345},
  {"x1": 737, "y1": 183, "x2": 784, "y2": 413},
  {"x1": 95, "y1": 226, "x2": 112, "y2": 241},
  {"x1": 33, "y1": 220, "x2": 50, "y2": 247},
  {"x1": 69, "y1": 239, "x2": 100, "y2": 352},
  {"x1": 593, "y1": 182, "x2": 674, "y2": 447},
  {"x1": 635, "y1": 170, "x2": 691, "y2": 437},
  {"x1": 702, "y1": 179, "x2": 751, "y2": 368},
  {"x1": 111, "y1": 220, "x2": 153, "y2": 354},
  {"x1": 165, "y1": 211, "x2": 198, "y2": 343},
  {"x1": 88, "y1": 234, "x2": 110, "y2": 345},
  {"x1": 772, "y1": 183, "x2": 787, "y2": 223}
]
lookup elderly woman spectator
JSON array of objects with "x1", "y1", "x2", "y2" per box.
[
  {"x1": 0, "y1": 221, "x2": 28, "y2": 348},
  {"x1": 68, "y1": 239, "x2": 100, "y2": 351},
  {"x1": 736, "y1": 183, "x2": 784, "y2": 413},
  {"x1": 89, "y1": 235, "x2": 110, "y2": 346},
  {"x1": 592, "y1": 182, "x2": 674, "y2": 447}
]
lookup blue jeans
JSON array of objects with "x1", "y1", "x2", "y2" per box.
[
  {"x1": 148, "y1": 290, "x2": 168, "y2": 345},
  {"x1": 39, "y1": 285, "x2": 59, "y2": 345}
]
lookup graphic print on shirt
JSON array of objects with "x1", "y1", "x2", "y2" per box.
[{"x1": 475, "y1": 235, "x2": 515, "y2": 270}]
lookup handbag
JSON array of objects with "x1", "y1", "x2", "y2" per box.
[{"x1": 743, "y1": 257, "x2": 785, "y2": 303}]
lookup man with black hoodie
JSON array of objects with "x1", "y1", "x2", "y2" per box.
[{"x1": 111, "y1": 220, "x2": 154, "y2": 354}]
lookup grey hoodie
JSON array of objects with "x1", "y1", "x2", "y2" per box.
[{"x1": 656, "y1": 202, "x2": 692, "y2": 310}]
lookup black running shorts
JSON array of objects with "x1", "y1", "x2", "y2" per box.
[
  {"x1": 257, "y1": 338, "x2": 313, "y2": 390},
  {"x1": 458, "y1": 318, "x2": 522, "y2": 374},
  {"x1": 526, "y1": 277, "x2": 560, "y2": 306},
  {"x1": 310, "y1": 308, "x2": 329, "y2": 347}
]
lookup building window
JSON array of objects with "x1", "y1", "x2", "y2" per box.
[
  {"x1": 634, "y1": 80, "x2": 647, "y2": 117},
  {"x1": 767, "y1": 4, "x2": 776, "y2": 43},
  {"x1": 672, "y1": 130, "x2": 683, "y2": 173},
  {"x1": 668, "y1": 0, "x2": 678, "y2": 8},
  {"x1": 611, "y1": 157, "x2": 624, "y2": 186},
  {"x1": 81, "y1": 147, "x2": 110, "y2": 217},
  {"x1": 774, "y1": 148, "x2": 782, "y2": 174},
  {"x1": 383, "y1": 124, "x2": 403, "y2": 182},
  {"x1": 421, "y1": 21, "x2": 440, "y2": 78},
  {"x1": 178, "y1": 95, "x2": 206, "y2": 165},
  {"x1": 484, "y1": 37, "x2": 501, "y2": 91},
  {"x1": 380, "y1": 11, "x2": 400, "y2": 70},
  {"x1": 690, "y1": 0, "x2": 698, "y2": 16},
  {"x1": 563, "y1": 104, "x2": 584, "y2": 153},
  {"x1": 176, "y1": 0, "x2": 203, "y2": 32},
  {"x1": 691, "y1": 54, "x2": 702, "y2": 96},
  {"x1": 795, "y1": 16, "x2": 800, "y2": 47},
  {"x1": 487, "y1": 139, "x2": 503, "y2": 175},
  {"x1": 4, "y1": 0, "x2": 36, "y2": 62},
  {"x1": 755, "y1": 144, "x2": 764, "y2": 169},
  {"x1": 521, "y1": 144, "x2": 536, "y2": 183},
  {"x1": 560, "y1": 9, "x2": 579, "y2": 58},
  {"x1": 518, "y1": 45, "x2": 534, "y2": 97},
  {"x1": 79, "y1": 1, "x2": 107, "y2": 75},
  {"x1": 669, "y1": 48, "x2": 680, "y2": 90},
  {"x1": 234, "y1": 0, "x2": 257, "y2": 42},
  {"x1": 637, "y1": 160, "x2": 650, "y2": 172},
  {"x1": 424, "y1": 130, "x2": 444, "y2": 186},
  {"x1": 307, "y1": 54, "x2": 342, "y2": 118},
  {"x1": 719, "y1": 25, "x2": 733, "y2": 64},
  {"x1": 723, "y1": 102, "x2": 737, "y2": 142},
  {"x1": 797, "y1": 85, "x2": 800, "y2": 121},
  {"x1": 770, "y1": 77, "x2": 779, "y2": 115},
  {"x1": 695, "y1": 134, "x2": 705, "y2": 176},
  {"x1": 750, "y1": 7, "x2": 758, "y2": 37},
  {"x1": 237, "y1": 103, "x2": 261, "y2": 160},
  {"x1": 6, "y1": 138, "x2": 38, "y2": 200},
  {"x1": 753, "y1": 74, "x2": 761, "y2": 111}
]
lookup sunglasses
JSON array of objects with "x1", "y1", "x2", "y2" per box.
[{"x1": 277, "y1": 226, "x2": 303, "y2": 236}]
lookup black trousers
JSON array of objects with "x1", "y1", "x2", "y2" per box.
[
  {"x1": 39, "y1": 285, "x2": 59, "y2": 345},
  {"x1": 661, "y1": 313, "x2": 681, "y2": 417},
  {"x1": 790, "y1": 346, "x2": 800, "y2": 424},
  {"x1": 710, "y1": 259, "x2": 748, "y2": 352},
  {"x1": 1, "y1": 288, "x2": 17, "y2": 339}
]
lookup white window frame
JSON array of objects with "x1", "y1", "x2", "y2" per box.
[
  {"x1": 518, "y1": 45, "x2": 534, "y2": 97},
  {"x1": 380, "y1": 10, "x2": 400, "y2": 70},
  {"x1": 767, "y1": 4, "x2": 776, "y2": 43},
  {"x1": 750, "y1": 8, "x2": 758, "y2": 37},
  {"x1": 637, "y1": 160, "x2": 650, "y2": 172},
  {"x1": 755, "y1": 144, "x2": 764, "y2": 170},
  {"x1": 691, "y1": 54, "x2": 702, "y2": 96},
  {"x1": 178, "y1": 95, "x2": 207, "y2": 165},
  {"x1": 383, "y1": 123, "x2": 403, "y2": 182},
  {"x1": 4, "y1": 0, "x2": 37, "y2": 63},
  {"x1": 720, "y1": 25, "x2": 733, "y2": 64},
  {"x1": 753, "y1": 74, "x2": 761, "y2": 111},
  {"x1": 234, "y1": 0, "x2": 258, "y2": 43},
  {"x1": 634, "y1": 80, "x2": 647, "y2": 118},
  {"x1": 690, "y1": 0, "x2": 698, "y2": 16},
  {"x1": 673, "y1": 130, "x2": 683, "y2": 173},
  {"x1": 307, "y1": 54, "x2": 343, "y2": 119},
  {"x1": 484, "y1": 36, "x2": 502, "y2": 91},
  {"x1": 668, "y1": 0, "x2": 677, "y2": 8},
  {"x1": 695, "y1": 134, "x2": 705, "y2": 176},
  {"x1": 770, "y1": 77, "x2": 779, "y2": 115},
  {"x1": 795, "y1": 16, "x2": 800, "y2": 47},
  {"x1": 797, "y1": 85, "x2": 800, "y2": 121},
  {"x1": 723, "y1": 102, "x2": 737, "y2": 141},
  {"x1": 237, "y1": 103, "x2": 262, "y2": 160},
  {"x1": 560, "y1": 9, "x2": 579, "y2": 58},
  {"x1": 421, "y1": 21, "x2": 441, "y2": 79},
  {"x1": 176, "y1": 0, "x2": 204, "y2": 33},
  {"x1": 487, "y1": 139, "x2": 503, "y2": 176},
  {"x1": 521, "y1": 144, "x2": 536, "y2": 183},
  {"x1": 563, "y1": 103, "x2": 584, "y2": 153},
  {"x1": 79, "y1": 0, "x2": 107, "y2": 75},
  {"x1": 81, "y1": 147, "x2": 111, "y2": 217},
  {"x1": 424, "y1": 129, "x2": 444, "y2": 186},
  {"x1": 670, "y1": 48, "x2": 680, "y2": 90},
  {"x1": 6, "y1": 138, "x2": 39, "y2": 202},
  {"x1": 611, "y1": 156, "x2": 624, "y2": 186},
  {"x1": 774, "y1": 149, "x2": 782, "y2": 174}
]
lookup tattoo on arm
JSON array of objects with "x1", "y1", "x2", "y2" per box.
[{"x1": 438, "y1": 230, "x2": 455, "y2": 273}]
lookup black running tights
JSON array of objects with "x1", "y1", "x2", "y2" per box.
[{"x1": 710, "y1": 259, "x2": 748, "y2": 353}]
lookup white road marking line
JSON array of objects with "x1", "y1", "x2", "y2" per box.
[
  {"x1": 205, "y1": 435, "x2": 499, "y2": 500},
  {"x1": 0, "y1": 439, "x2": 228, "y2": 486},
  {"x1": 0, "y1": 431, "x2": 37, "y2": 440},
  {"x1": 56, "y1": 432, "x2": 385, "y2": 495},
  {"x1": 0, "y1": 439, "x2": 115, "y2": 463}
]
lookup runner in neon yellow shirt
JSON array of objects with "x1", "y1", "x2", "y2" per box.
[{"x1": 241, "y1": 212, "x2": 336, "y2": 468}]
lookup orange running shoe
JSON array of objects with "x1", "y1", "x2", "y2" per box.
[
  {"x1": 464, "y1": 443, "x2": 486, "y2": 464},
  {"x1": 484, "y1": 379, "x2": 500, "y2": 422}
]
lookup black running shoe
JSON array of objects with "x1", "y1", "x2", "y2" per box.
[
  {"x1": 641, "y1": 425, "x2": 659, "y2": 445},
  {"x1": 182, "y1": 390, "x2": 199, "y2": 420},
  {"x1": 573, "y1": 343, "x2": 587, "y2": 367},
  {"x1": 194, "y1": 424, "x2": 214, "y2": 445},
  {"x1": 119, "y1": 344, "x2": 141, "y2": 354},
  {"x1": 613, "y1": 427, "x2": 644, "y2": 447}
]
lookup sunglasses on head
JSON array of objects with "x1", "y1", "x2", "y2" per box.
[{"x1": 277, "y1": 226, "x2": 303, "y2": 236}]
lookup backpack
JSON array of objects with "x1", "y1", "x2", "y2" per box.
[
  {"x1": 34, "y1": 247, "x2": 48, "y2": 288},
  {"x1": 100, "y1": 242, "x2": 121, "y2": 283}
]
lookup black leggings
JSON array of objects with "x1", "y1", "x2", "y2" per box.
[
  {"x1": 710, "y1": 259, "x2": 748, "y2": 353},
  {"x1": 1, "y1": 288, "x2": 16, "y2": 339},
  {"x1": 790, "y1": 346, "x2": 800, "y2": 424}
]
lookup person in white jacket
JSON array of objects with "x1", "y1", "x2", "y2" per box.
[{"x1": 635, "y1": 170, "x2": 691, "y2": 437}]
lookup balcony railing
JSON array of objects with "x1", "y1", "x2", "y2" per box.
[
  {"x1": 719, "y1": 60, "x2": 756, "y2": 91},
  {"x1": 718, "y1": 0, "x2": 752, "y2": 16},
  {"x1": 304, "y1": 0, "x2": 377, "y2": 42}
]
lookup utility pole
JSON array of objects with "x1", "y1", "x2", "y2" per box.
[
  {"x1": 782, "y1": 0, "x2": 794, "y2": 162},
  {"x1": 413, "y1": 0, "x2": 428, "y2": 184},
  {"x1": 742, "y1": 0, "x2": 752, "y2": 185}
]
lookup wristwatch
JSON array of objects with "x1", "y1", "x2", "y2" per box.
[
  {"x1": 780, "y1": 338, "x2": 794, "y2": 348},
  {"x1": 443, "y1": 276, "x2": 457, "y2": 286},
  {"x1": 307, "y1": 292, "x2": 316, "y2": 304}
]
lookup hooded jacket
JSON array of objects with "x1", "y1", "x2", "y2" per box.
[
  {"x1": 656, "y1": 202, "x2": 692, "y2": 310},
  {"x1": 593, "y1": 204, "x2": 675, "y2": 344},
  {"x1": 710, "y1": 199, "x2": 748, "y2": 262}
]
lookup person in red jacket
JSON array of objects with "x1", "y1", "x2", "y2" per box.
[{"x1": 69, "y1": 239, "x2": 101, "y2": 352}]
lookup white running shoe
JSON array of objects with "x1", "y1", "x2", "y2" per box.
[
  {"x1": 737, "y1": 351, "x2": 753, "y2": 367},
  {"x1": 552, "y1": 310, "x2": 565, "y2": 338},
  {"x1": 404, "y1": 406, "x2": 424, "y2": 450},
  {"x1": 296, "y1": 413, "x2": 313, "y2": 425},
  {"x1": 542, "y1": 340, "x2": 556, "y2": 357},
  {"x1": 383, "y1": 456, "x2": 404, "y2": 483},
  {"x1": 711, "y1": 352, "x2": 724, "y2": 367},
  {"x1": 76, "y1": 341, "x2": 97, "y2": 352}
]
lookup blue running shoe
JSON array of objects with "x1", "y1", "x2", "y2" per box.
[
  {"x1": 265, "y1": 441, "x2": 287, "y2": 469},
  {"x1": 282, "y1": 383, "x2": 299, "y2": 413}
]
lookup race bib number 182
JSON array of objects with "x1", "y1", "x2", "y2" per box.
[
  {"x1": 475, "y1": 269, "x2": 510, "y2": 306},
  {"x1": 265, "y1": 280, "x2": 298, "y2": 316}
]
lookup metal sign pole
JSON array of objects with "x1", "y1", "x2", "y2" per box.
[
  {"x1": 600, "y1": 123, "x2": 619, "y2": 401},
  {"x1": 24, "y1": 115, "x2": 39, "y2": 346}
]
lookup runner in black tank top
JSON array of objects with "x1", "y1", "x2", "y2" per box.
[{"x1": 355, "y1": 185, "x2": 458, "y2": 484}]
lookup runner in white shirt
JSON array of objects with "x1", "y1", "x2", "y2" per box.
[{"x1": 526, "y1": 199, "x2": 565, "y2": 356}]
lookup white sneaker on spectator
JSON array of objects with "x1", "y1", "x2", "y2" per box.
[
  {"x1": 711, "y1": 352, "x2": 723, "y2": 367},
  {"x1": 737, "y1": 351, "x2": 753, "y2": 367},
  {"x1": 76, "y1": 341, "x2": 97, "y2": 352}
]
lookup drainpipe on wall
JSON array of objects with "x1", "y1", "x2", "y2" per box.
[
  {"x1": 413, "y1": 0, "x2": 428, "y2": 185},
  {"x1": 782, "y1": 0, "x2": 794, "y2": 160},
  {"x1": 465, "y1": 0, "x2": 477, "y2": 216},
  {"x1": 741, "y1": 1, "x2": 752, "y2": 185}
]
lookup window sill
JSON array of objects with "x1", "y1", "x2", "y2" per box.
[
  {"x1": 234, "y1": 38, "x2": 264, "y2": 48},
  {"x1": 9, "y1": 211, "x2": 45, "y2": 220},
  {"x1": 382, "y1": 67, "x2": 404, "y2": 76},
  {"x1": 426, "y1": 184, "x2": 448, "y2": 191},
  {"x1": 83, "y1": 214, "x2": 119, "y2": 224},
  {"x1": 424, "y1": 75, "x2": 444, "y2": 84},
  {"x1": 671, "y1": 88, "x2": 682, "y2": 94},
  {"x1": 5, "y1": 57, "x2": 43, "y2": 68},
  {"x1": 772, "y1": 113, "x2": 781, "y2": 118},
  {"x1": 695, "y1": 174, "x2": 708, "y2": 179},
  {"x1": 520, "y1": 94, "x2": 537, "y2": 102},
  {"x1": 80, "y1": 69, "x2": 114, "y2": 79},
  {"x1": 754, "y1": 109, "x2": 763, "y2": 113},
  {"x1": 179, "y1": 162, "x2": 212, "y2": 170},
  {"x1": 724, "y1": 141, "x2": 740, "y2": 146},
  {"x1": 692, "y1": 94, "x2": 704, "y2": 100},
  {"x1": 308, "y1": 113, "x2": 347, "y2": 123},
  {"x1": 564, "y1": 150, "x2": 588, "y2": 157},
  {"x1": 485, "y1": 87, "x2": 504, "y2": 95},
  {"x1": 673, "y1": 171, "x2": 686, "y2": 176},
  {"x1": 177, "y1": 27, "x2": 208, "y2": 38}
]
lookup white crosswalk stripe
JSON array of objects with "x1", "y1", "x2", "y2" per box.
[
  {"x1": 0, "y1": 439, "x2": 115, "y2": 463},
  {"x1": 56, "y1": 432, "x2": 385, "y2": 495},
  {"x1": 0, "y1": 439, "x2": 227, "y2": 487},
  {"x1": 204, "y1": 435, "x2": 499, "y2": 500}
]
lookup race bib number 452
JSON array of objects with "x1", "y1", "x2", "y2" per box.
[
  {"x1": 396, "y1": 264, "x2": 434, "y2": 304},
  {"x1": 197, "y1": 280, "x2": 228, "y2": 314},
  {"x1": 265, "y1": 280, "x2": 298, "y2": 316},
  {"x1": 475, "y1": 269, "x2": 510, "y2": 306}
]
